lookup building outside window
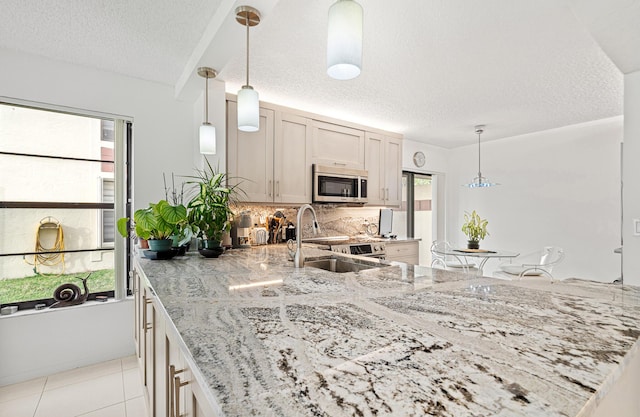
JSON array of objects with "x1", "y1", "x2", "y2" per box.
[{"x1": 0, "y1": 102, "x2": 128, "y2": 309}]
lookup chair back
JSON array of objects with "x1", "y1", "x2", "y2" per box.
[
  {"x1": 539, "y1": 246, "x2": 564, "y2": 272},
  {"x1": 431, "y1": 240, "x2": 453, "y2": 255},
  {"x1": 430, "y1": 240, "x2": 450, "y2": 269}
]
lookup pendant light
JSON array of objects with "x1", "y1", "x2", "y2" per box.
[
  {"x1": 236, "y1": 6, "x2": 261, "y2": 132},
  {"x1": 327, "y1": 0, "x2": 363, "y2": 80},
  {"x1": 198, "y1": 67, "x2": 217, "y2": 154},
  {"x1": 463, "y1": 125, "x2": 499, "y2": 188}
]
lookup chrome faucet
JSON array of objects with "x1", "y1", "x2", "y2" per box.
[{"x1": 294, "y1": 204, "x2": 321, "y2": 268}]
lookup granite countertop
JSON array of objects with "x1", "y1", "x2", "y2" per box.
[{"x1": 137, "y1": 245, "x2": 640, "y2": 417}]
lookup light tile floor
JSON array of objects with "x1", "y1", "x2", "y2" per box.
[{"x1": 0, "y1": 355, "x2": 148, "y2": 417}]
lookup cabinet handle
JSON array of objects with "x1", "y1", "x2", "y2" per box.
[
  {"x1": 174, "y1": 375, "x2": 189, "y2": 417},
  {"x1": 143, "y1": 297, "x2": 152, "y2": 333},
  {"x1": 333, "y1": 162, "x2": 347, "y2": 166},
  {"x1": 169, "y1": 365, "x2": 186, "y2": 417},
  {"x1": 276, "y1": 181, "x2": 280, "y2": 197},
  {"x1": 268, "y1": 180, "x2": 272, "y2": 197},
  {"x1": 142, "y1": 295, "x2": 147, "y2": 334}
]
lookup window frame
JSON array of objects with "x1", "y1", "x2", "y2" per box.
[{"x1": 0, "y1": 97, "x2": 132, "y2": 311}]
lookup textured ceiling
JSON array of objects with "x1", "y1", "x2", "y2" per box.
[
  {"x1": 0, "y1": 0, "x2": 629, "y2": 148},
  {"x1": 0, "y1": 0, "x2": 225, "y2": 85}
]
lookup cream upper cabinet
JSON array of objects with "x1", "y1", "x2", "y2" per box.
[
  {"x1": 384, "y1": 136, "x2": 402, "y2": 207},
  {"x1": 311, "y1": 120, "x2": 365, "y2": 169},
  {"x1": 227, "y1": 101, "x2": 275, "y2": 202},
  {"x1": 274, "y1": 112, "x2": 311, "y2": 203},
  {"x1": 227, "y1": 101, "x2": 310, "y2": 204},
  {"x1": 365, "y1": 132, "x2": 402, "y2": 207}
]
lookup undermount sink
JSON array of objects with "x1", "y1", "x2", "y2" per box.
[{"x1": 304, "y1": 258, "x2": 377, "y2": 273}]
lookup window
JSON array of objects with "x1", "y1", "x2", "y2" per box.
[{"x1": 0, "y1": 101, "x2": 131, "y2": 310}]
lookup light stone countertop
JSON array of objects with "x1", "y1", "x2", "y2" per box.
[{"x1": 136, "y1": 245, "x2": 640, "y2": 417}]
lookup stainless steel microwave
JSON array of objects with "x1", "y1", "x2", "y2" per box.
[{"x1": 312, "y1": 164, "x2": 368, "y2": 204}]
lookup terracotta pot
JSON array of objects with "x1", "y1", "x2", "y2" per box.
[{"x1": 139, "y1": 239, "x2": 149, "y2": 249}]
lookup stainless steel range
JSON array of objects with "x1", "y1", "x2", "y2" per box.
[{"x1": 330, "y1": 242, "x2": 386, "y2": 259}]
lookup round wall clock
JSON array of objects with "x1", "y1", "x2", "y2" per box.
[{"x1": 413, "y1": 151, "x2": 426, "y2": 168}]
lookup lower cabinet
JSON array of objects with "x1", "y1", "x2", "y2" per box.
[
  {"x1": 134, "y1": 263, "x2": 219, "y2": 416},
  {"x1": 385, "y1": 241, "x2": 420, "y2": 265}
]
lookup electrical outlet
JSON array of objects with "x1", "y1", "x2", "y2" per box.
[{"x1": 634, "y1": 219, "x2": 640, "y2": 236}]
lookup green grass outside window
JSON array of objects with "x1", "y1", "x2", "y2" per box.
[{"x1": 0, "y1": 269, "x2": 115, "y2": 305}]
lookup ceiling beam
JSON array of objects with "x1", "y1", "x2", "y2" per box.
[{"x1": 174, "y1": 0, "x2": 281, "y2": 102}]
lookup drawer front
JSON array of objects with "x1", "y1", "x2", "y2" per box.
[{"x1": 385, "y1": 242, "x2": 419, "y2": 257}]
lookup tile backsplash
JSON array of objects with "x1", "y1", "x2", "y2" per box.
[{"x1": 231, "y1": 204, "x2": 382, "y2": 244}]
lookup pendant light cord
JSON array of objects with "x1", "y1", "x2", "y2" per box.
[
  {"x1": 477, "y1": 130, "x2": 482, "y2": 179},
  {"x1": 245, "y1": 19, "x2": 250, "y2": 87},
  {"x1": 204, "y1": 75, "x2": 209, "y2": 124}
]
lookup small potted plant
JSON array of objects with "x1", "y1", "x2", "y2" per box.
[
  {"x1": 163, "y1": 173, "x2": 192, "y2": 251},
  {"x1": 186, "y1": 159, "x2": 241, "y2": 253},
  {"x1": 117, "y1": 200, "x2": 188, "y2": 252},
  {"x1": 461, "y1": 210, "x2": 489, "y2": 249}
]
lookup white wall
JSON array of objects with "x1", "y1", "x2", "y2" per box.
[
  {"x1": 0, "y1": 47, "x2": 208, "y2": 384},
  {"x1": 623, "y1": 71, "x2": 640, "y2": 286},
  {"x1": 447, "y1": 118, "x2": 623, "y2": 282},
  {"x1": 0, "y1": 300, "x2": 134, "y2": 386}
]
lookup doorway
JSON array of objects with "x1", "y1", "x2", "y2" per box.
[{"x1": 393, "y1": 172, "x2": 433, "y2": 265}]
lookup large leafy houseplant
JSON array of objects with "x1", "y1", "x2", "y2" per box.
[
  {"x1": 186, "y1": 159, "x2": 241, "y2": 248},
  {"x1": 117, "y1": 200, "x2": 188, "y2": 251},
  {"x1": 461, "y1": 210, "x2": 489, "y2": 249}
]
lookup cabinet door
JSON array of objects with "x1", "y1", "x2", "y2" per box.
[
  {"x1": 384, "y1": 137, "x2": 402, "y2": 207},
  {"x1": 274, "y1": 113, "x2": 311, "y2": 204},
  {"x1": 365, "y1": 133, "x2": 385, "y2": 205},
  {"x1": 166, "y1": 326, "x2": 187, "y2": 417},
  {"x1": 166, "y1": 324, "x2": 214, "y2": 417},
  {"x1": 311, "y1": 120, "x2": 365, "y2": 169},
  {"x1": 142, "y1": 286, "x2": 156, "y2": 416},
  {"x1": 153, "y1": 304, "x2": 167, "y2": 417},
  {"x1": 227, "y1": 101, "x2": 275, "y2": 202},
  {"x1": 133, "y1": 268, "x2": 141, "y2": 360}
]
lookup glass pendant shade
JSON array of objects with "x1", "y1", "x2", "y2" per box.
[
  {"x1": 327, "y1": 0, "x2": 363, "y2": 80},
  {"x1": 463, "y1": 125, "x2": 499, "y2": 188},
  {"x1": 199, "y1": 123, "x2": 216, "y2": 154},
  {"x1": 464, "y1": 176, "x2": 498, "y2": 188},
  {"x1": 237, "y1": 85, "x2": 259, "y2": 132},
  {"x1": 197, "y1": 66, "x2": 218, "y2": 155}
]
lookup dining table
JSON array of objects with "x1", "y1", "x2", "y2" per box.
[{"x1": 435, "y1": 247, "x2": 520, "y2": 276}]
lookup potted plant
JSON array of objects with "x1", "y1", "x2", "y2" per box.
[
  {"x1": 461, "y1": 210, "x2": 489, "y2": 249},
  {"x1": 117, "y1": 200, "x2": 188, "y2": 252},
  {"x1": 163, "y1": 173, "x2": 192, "y2": 251},
  {"x1": 186, "y1": 159, "x2": 241, "y2": 251}
]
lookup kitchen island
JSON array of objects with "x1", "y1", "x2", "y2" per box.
[{"x1": 136, "y1": 245, "x2": 640, "y2": 417}]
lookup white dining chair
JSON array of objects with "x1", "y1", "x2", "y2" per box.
[
  {"x1": 430, "y1": 240, "x2": 478, "y2": 273},
  {"x1": 495, "y1": 246, "x2": 564, "y2": 281}
]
